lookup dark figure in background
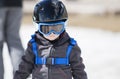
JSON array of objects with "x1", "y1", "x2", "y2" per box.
[{"x1": 0, "y1": 0, "x2": 24, "y2": 79}]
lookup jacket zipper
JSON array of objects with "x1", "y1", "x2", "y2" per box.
[{"x1": 48, "y1": 45, "x2": 53, "y2": 79}]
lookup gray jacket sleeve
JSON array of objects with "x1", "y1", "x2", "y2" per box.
[
  {"x1": 14, "y1": 42, "x2": 35, "y2": 79},
  {"x1": 70, "y1": 44, "x2": 87, "y2": 79}
]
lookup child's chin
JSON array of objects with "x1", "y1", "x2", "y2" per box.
[
  {"x1": 47, "y1": 38, "x2": 56, "y2": 41},
  {"x1": 44, "y1": 35, "x2": 59, "y2": 41}
]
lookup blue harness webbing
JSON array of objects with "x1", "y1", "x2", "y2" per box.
[{"x1": 30, "y1": 34, "x2": 76, "y2": 65}]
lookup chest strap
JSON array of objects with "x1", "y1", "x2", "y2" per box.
[{"x1": 30, "y1": 34, "x2": 76, "y2": 65}]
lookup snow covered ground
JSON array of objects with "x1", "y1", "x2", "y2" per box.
[{"x1": 3, "y1": 25, "x2": 120, "y2": 79}]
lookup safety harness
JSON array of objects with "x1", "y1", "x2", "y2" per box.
[{"x1": 30, "y1": 34, "x2": 76, "y2": 65}]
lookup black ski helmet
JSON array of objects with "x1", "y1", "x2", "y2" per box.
[{"x1": 33, "y1": 0, "x2": 68, "y2": 23}]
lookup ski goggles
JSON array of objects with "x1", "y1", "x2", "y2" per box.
[{"x1": 38, "y1": 22, "x2": 65, "y2": 36}]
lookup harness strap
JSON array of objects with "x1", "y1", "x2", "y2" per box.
[
  {"x1": 30, "y1": 34, "x2": 76, "y2": 65},
  {"x1": 66, "y1": 38, "x2": 76, "y2": 64},
  {"x1": 30, "y1": 34, "x2": 39, "y2": 64}
]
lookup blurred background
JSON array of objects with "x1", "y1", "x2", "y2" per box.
[
  {"x1": 23, "y1": 0, "x2": 120, "y2": 31},
  {"x1": 3, "y1": 0, "x2": 120, "y2": 79}
]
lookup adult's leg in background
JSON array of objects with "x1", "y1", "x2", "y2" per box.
[
  {"x1": 5, "y1": 7, "x2": 24, "y2": 74},
  {"x1": 0, "y1": 8, "x2": 7, "y2": 79}
]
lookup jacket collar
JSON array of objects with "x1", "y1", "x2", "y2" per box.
[{"x1": 35, "y1": 31, "x2": 70, "y2": 46}]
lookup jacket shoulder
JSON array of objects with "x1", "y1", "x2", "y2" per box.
[{"x1": 69, "y1": 38, "x2": 77, "y2": 46}]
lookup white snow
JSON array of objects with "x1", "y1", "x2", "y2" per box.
[{"x1": 3, "y1": 24, "x2": 120, "y2": 79}]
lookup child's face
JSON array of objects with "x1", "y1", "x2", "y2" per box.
[
  {"x1": 43, "y1": 33, "x2": 60, "y2": 41},
  {"x1": 38, "y1": 21, "x2": 65, "y2": 41}
]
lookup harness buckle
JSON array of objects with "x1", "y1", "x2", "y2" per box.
[{"x1": 46, "y1": 58, "x2": 55, "y2": 65}]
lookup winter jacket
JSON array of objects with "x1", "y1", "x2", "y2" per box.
[
  {"x1": 0, "y1": 0, "x2": 22, "y2": 7},
  {"x1": 14, "y1": 31, "x2": 87, "y2": 79}
]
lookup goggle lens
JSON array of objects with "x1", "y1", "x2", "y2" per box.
[{"x1": 38, "y1": 22, "x2": 65, "y2": 35}]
